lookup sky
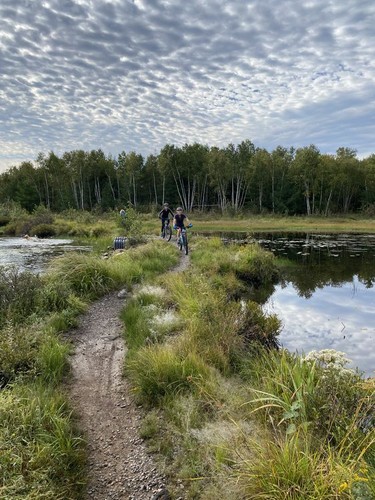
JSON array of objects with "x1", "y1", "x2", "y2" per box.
[{"x1": 1, "y1": 0, "x2": 374, "y2": 173}]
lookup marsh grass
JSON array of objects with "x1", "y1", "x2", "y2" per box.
[
  {"x1": 0, "y1": 383, "x2": 85, "y2": 499},
  {"x1": 234, "y1": 430, "x2": 352, "y2": 499},
  {"x1": 1, "y1": 237, "x2": 180, "y2": 497},
  {"x1": 126, "y1": 344, "x2": 213, "y2": 405},
  {"x1": 0, "y1": 266, "x2": 43, "y2": 327},
  {"x1": 123, "y1": 238, "x2": 374, "y2": 499},
  {"x1": 0, "y1": 324, "x2": 41, "y2": 387},
  {"x1": 192, "y1": 238, "x2": 279, "y2": 284},
  {"x1": 37, "y1": 334, "x2": 71, "y2": 386}
]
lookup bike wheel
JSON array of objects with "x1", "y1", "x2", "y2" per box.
[
  {"x1": 182, "y1": 233, "x2": 188, "y2": 255},
  {"x1": 162, "y1": 227, "x2": 166, "y2": 239},
  {"x1": 178, "y1": 235, "x2": 183, "y2": 251},
  {"x1": 166, "y1": 225, "x2": 172, "y2": 242}
]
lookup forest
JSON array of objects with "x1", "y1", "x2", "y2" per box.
[{"x1": 1, "y1": 140, "x2": 375, "y2": 215}]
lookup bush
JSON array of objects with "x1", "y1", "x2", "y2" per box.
[
  {"x1": 234, "y1": 430, "x2": 363, "y2": 499},
  {"x1": 235, "y1": 244, "x2": 279, "y2": 286},
  {"x1": 0, "y1": 266, "x2": 43, "y2": 327},
  {"x1": 32, "y1": 223, "x2": 56, "y2": 237},
  {"x1": 0, "y1": 216, "x2": 10, "y2": 227}
]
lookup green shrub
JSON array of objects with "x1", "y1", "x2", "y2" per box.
[
  {"x1": 235, "y1": 243, "x2": 279, "y2": 286},
  {"x1": 37, "y1": 335, "x2": 71, "y2": 385},
  {"x1": 237, "y1": 300, "x2": 281, "y2": 350},
  {"x1": 0, "y1": 216, "x2": 10, "y2": 227},
  {"x1": 0, "y1": 266, "x2": 43, "y2": 327},
  {"x1": 234, "y1": 430, "x2": 361, "y2": 499},
  {"x1": 32, "y1": 223, "x2": 56, "y2": 237}
]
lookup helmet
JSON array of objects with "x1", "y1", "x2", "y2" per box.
[
  {"x1": 163, "y1": 203, "x2": 169, "y2": 207},
  {"x1": 176, "y1": 207, "x2": 183, "y2": 211}
]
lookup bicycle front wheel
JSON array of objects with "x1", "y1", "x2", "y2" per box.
[
  {"x1": 166, "y1": 225, "x2": 172, "y2": 242},
  {"x1": 182, "y1": 233, "x2": 188, "y2": 255}
]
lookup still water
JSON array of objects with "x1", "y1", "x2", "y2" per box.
[
  {"x1": 0, "y1": 236, "x2": 91, "y2": 274},
  {"x1": 253, "y1": 233, "x2": 375, "y2": 377}
]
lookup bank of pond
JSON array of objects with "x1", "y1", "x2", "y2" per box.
[{"x1": 2, "y1": 231, "x2": 374, "y2": 376}]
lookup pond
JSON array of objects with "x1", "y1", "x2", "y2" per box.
[
  {"x1": 0, "y1": 236, "x2": 91, "y2": 274},
  {"x1": 252, "y1": 233, "x2": 375, "y2": 378}
]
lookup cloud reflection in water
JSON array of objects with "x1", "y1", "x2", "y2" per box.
[{"x1": 264, "y1": 275, "x2": 375, "y2": 377}]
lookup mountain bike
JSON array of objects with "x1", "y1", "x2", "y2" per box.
[
  {"x1": 162, "y1": 219, "x2": 172, "y2": 241},
  {"x1": 177, "y1": 225, "x2": 192, "y2": 255}
]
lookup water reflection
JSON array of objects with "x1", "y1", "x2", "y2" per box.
[
  {"x1": 208, "y1": 231, "x2": 375, "y2": 377},
  {"x1": 0, "y1": 236, "x2": 91, "y2": 274},
  {"x1": 254, "y1": 233, "x2": 375, "y2": 377}
]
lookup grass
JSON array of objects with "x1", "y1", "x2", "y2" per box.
[
  {"x1": 0, "y1": 383, "x2": 85, "y2": 499},
  {"x1": 121, "y1": 236, "x2": 375, "y2": 499},
  {"x1": 141, "y1": 213, "x2": 375, "y2": 235},
  {"x1": 0, "y1": 236, "x2": 181, "y2": 498}
]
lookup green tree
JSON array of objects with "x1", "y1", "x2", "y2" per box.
[{"x1": 290, "y1": 145, "x2": 321, "y2": 215}]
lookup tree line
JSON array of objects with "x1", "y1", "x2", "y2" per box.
[{"x1": 1, "y1": 141, "x2": 375, "y2": 215}]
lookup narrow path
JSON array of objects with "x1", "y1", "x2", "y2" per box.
[{"x1": 66, "y1": 292, "x2": 168, "y2": 499}]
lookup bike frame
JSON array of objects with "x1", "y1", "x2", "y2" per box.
[
  {"x1": 162, "y1": 218, "x2": 172, "y2": 241},
  {"x1": 177, "y1": 227, "x2": 189, "y2": 255}
]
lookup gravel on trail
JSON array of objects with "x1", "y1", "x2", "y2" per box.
[
  {"x1": 66, "y1": 292, "x2": 169, "y2": 500},
  {"x1": 66, "y1": 250, "x2": 190, "y2": 499}
]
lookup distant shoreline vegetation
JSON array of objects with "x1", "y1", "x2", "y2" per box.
[{"x1": 0, "y1": 142, "x2": 375, "y2": 216}]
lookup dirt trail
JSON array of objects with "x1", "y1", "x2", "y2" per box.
[{"x1": 66, "y1": 251, "x2": 189, "y2": 499}]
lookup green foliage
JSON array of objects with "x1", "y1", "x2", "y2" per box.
[
  {"x1": 234, "y1": 430, "x2": 363, "y2": 499},
  {"x1": 241, "y1": 349, "x2": 374, "y2": 457},
  {"x1": 0, "y1": 384, "x2": 85, "y2": 499},
  {"x1": 0, "y1": 266, "x2": 43, "y2": 327},
  {"x1": 191, "y1": 238, "x2": 280, "y2": 289},
  {"x1": 117, "y1": 205, "x2": 145, "y2": 240},
  {"x1": 0, "y1": 201, "x2": 28, "y2": 218},
  {"x1": 121, "y1": 299, "x2": 153, "y2": 354},
  {"x1": 0, "y1": 215, "x2": 10, "y2": 227},
  {"x1": 0, "y1": 142, "x2": 375, "y2": 215},
  {"x1": 234, "y1": 243, "x2": 280, "y2": 286},
  {"x1": 47, "y1": 253, "x2": 115, "y2": 299},
  {"x1": 37, "y1": 335, "x2": 71, "y2": 386},
  {"x1": 126, "y1": 344, "x2": 213, "y2": 405},
  {"x1": 33, "y1": 223, "x2": 56, "y2": 237},
  {"x1": 237, "y1": 300, "x2": 281, "y2": 350},
  {"x1": 0, "y1": 324, "x2": 41, "y2": 387}
]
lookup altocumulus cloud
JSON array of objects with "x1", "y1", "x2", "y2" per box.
[{"x1": 1, "y1": 0, "x2": 375, "y2": 171}]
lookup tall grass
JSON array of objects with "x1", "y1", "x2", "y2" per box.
[
  {"x1": 1, "y1": 237, "x2": 180, "y2": 497},
  {"x1": 0, "y1": 383, "x2": 85, "y2": 499},
  {"x1": 126, "y1": 344, "x2": 214, "y2": 405},
  {"x1": 0, "y1": 266, "x2": 43, "y2": 327},
  {"x1": 121, "y1": 237, "x2": 374, "y2": 499},
  {"x1": 234, "y1": 429, "x2": 362, "y2": 499}
]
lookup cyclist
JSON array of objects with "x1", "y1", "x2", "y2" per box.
[
  {"x1": 158, "y1": 203, "x2": 174, "y2": 236},
  {"x1": 173, "y1": 206, "x2": 192, "y2": 242}
]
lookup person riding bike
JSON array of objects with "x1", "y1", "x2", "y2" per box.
[
  {"x1": 158, "y1": 203, "x2": 174, "y2": 236},
  {"x1": 173, "y1": 207, "x2": 192, "y2": 242}
]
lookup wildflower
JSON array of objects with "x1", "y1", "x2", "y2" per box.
[{"x1": 338, "y1": 482, "x2": 348, "y2": 493}]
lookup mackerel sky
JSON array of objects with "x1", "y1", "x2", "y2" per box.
[{"x1": 0, "y1": 0, "x2": 374, "y2": 172}]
